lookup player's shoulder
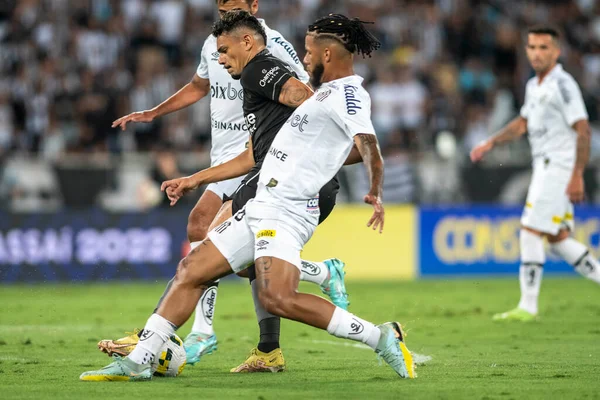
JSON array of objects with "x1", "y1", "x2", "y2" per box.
[
  {"x1": 262, "y1": 23, "x2": 302, "y2": 65},
  {"x1": 201, "y1": 34, "x2": 217, "y2": 51},
  {"x1": 553, "y1": 67, "x2": 580, "y2": 90},
  {"x1": 326, "y1": 75, "x2": 371, "y2": 114}
]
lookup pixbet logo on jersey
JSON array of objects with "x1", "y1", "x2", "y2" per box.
[
  {"x1": 210, "y1": 82, "x2": 244, "y2": 100},
  {"x1": 287, "y1": 112, "x2": 309, "y2": 132},
  {"x1": 343, "y1": 85, "x2": 362, "y2": 115}
]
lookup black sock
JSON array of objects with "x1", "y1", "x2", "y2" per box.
[
  {"x1": 248, "y1": 265, "x2": 281, "y2": 353},
  {"x1": 153, "y1": 276, "x2": 176, "y2": 314},
  {"x1": 257, "y1": 317, "x2": 280, "y2": 353}
]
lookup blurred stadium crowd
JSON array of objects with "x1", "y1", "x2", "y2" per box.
[{"x1": 0, "y1": 0, "x2": 599, "y2": 209}]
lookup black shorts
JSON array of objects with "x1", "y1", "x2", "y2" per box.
[{"x1": 228, "y1": 167, "x2": 340, "y2": 225}]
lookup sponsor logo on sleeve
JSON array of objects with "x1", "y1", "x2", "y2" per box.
[
  {"x1": 271, "y1": 36, "x2": 301, "y2": 64},
  {"x1": 306, "y1": 197, "x2": 320, "y2": 215},
  {"x1": 343, "y1": 85, "x2": 362, "y2": 115},
  {"x1": 260, "y1": 66, "x2": 281, "y2": 87}
]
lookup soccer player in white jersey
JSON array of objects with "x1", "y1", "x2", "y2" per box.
[
  {"x1": 470, "y1": 26, "x2": 599, "y2": 321},
  {"x1": 80, "y1": 13, "x2": 416, "y2": 381},
  {"x1": 105, "y1": 0, "x2": 349, "y2": 366}
]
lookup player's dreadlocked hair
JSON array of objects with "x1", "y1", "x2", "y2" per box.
[
  {"x1": 307, "y1": 13, "x2": 381, "y2": 58},
  {"x1": 212, "y1": 9, "x2": 266, "y2": 44}
]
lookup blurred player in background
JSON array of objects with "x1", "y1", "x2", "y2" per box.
[
  {"x1": 104, "y1": 0, "x2": 349, "y2": 368},
  {"x1": 470, "y1": 26, "x2": 600, "y2": 321}
]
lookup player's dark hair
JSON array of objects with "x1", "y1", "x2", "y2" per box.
[
  {"x1": 212, "y1": 9, "x2": 266, "y2": 44},
  {"x1": 215, "y1": 0, "x2": 253, "y2": 5},
  {"x1": 528, "y1": 25, "x2": 560, "y2": 40},
  {"x1": 307, "y1": 13, "x2": 381, "y2": 58}
]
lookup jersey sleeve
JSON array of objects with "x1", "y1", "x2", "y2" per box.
[
  {"x1": 519, "y1": 83, "x2": 530, "y2": 119},
  {"x1": 557, "y1": 76, "x2": 588, "y2": 126},
  {"x1": 195, "y1": 38, "x2": 210, "y2": 79},
  {"x1": 332, "y1": 88, "x2": 376, "y2": 138},
  {"x1": 267, "y1": 33, "x2": 309, "y2": 84},
  {"x1": 241, "y1": 58, "x2": 293, "y2": 102}
]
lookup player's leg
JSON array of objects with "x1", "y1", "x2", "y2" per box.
[
  {"x1": 81, "y1": 208, "x2": 255, "y2": 381},
  {"x1": 96, "y1": 187, "x2": 227, "y2": 359},
  {"x1": 549, "y1": 218, "x2": 600, "y2": 284},
  {"x1": 230, "y1": 178, "x2": 347, "y2": 373},
  {"x1": 247, "y1": 206, "x2": 414, "y2": 378},
  {"x1": 254, "y1": 255, "x2": 414, "y2": 378},
  {"x1": 184, "y1": 200, "x2": 234, "y2": 364},
  {"x1": 305, "y1": 177, "x2": 349, "y2": 309},
  {"x1": 495, "y1": 163, "x2": 563, "y2": 321}
]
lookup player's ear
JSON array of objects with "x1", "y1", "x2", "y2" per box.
[
  {"x1": 250, "y1": 0, "x2": 259, "y2": 14},
  {"x1": 324, "y1": 48, "x2": 331, "y2": 63},
  {"x1": 243, "y1": 33, "x2": 253, "y2": 50}
]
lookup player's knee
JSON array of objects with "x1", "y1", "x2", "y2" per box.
[
  {"x1": 174, "y1": 255, "x2": 209, "y2": 288},
  {"x1": 236, "y1": 269, "x2": 250, "y2": 278},
  {"x1": 257, "y1": 286, "x2": 295, "y2": 317},
  {"x1": 547, "y1": 229, "x2": 570, "y2": 243},
  {"x1": 187, "y1": 209, "x2": 210, "y2": 242}
]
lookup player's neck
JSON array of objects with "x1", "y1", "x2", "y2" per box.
[
  {"x1": 246, "y1": 45, "x2": 267, "y2": 66},
  {"x1": 536, "y1": 62, "x2": 558, "y2": 84},
  {"x1": 321, "y1": 63, "x2": 354, "y2": 84}
]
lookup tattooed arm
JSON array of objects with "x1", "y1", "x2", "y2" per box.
[
  {"x1": 354, "y1": 133, "x2": 385, "y2": 233},
  {"x1": 278, "y1": 78, "x2": 314, "y2": 108}
]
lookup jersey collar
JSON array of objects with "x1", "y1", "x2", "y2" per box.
[{"x1": 322, "y1": 75, "x2": 364, "y2": 87}]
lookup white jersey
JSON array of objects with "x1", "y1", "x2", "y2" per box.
[
  {"x1": 196, "y1": 19, "x2": 309, "y2": 166},
  {"x1": 520, "y1": 63, "x2": 588, "y2": 169},
  {"x1": 255, "y1": 75, "x2": 375, "y2": 222}
]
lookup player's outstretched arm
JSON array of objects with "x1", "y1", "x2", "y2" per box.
[
  {"x1": 112, "y1": 74, "x2": 210, "y2": 131},
  {"x1": 470, "y1": 116, "x2": 527, "y2": 162},
  {"x1": 278, "y1": 78, "x2": 314, "y2": 108},
  {"x1": 567, "y1": 119, "x2": 591, "y2": 203},
  {"x1": 354, "y1": 133, "x2": 385, "y2": 233},
  {"x1": 160, "y1": 138, "x2": 255, "y2": 206}
]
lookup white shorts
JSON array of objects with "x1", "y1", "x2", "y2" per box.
[
  {"x1": 207, "y1": 200, "x2": 316, "y2": 273},
  {"x1": 521, "y1": 159, "x2": 574, "y2": 235},
  {"x1": 205, "y1": 175, "x2": 245, "y2": 200}
]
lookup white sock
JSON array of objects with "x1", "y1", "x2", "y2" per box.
[
  {"x1": 551, "y1": 238, "x2": 600, "y2": 284},
  {"x1": 517, "y1": 229, "x2": 545, "y2": 315},
  {"x1": 299, "y1": 260, "x2": 330, "y2": 286},
  {"x1": 326, "y1": 307, "x2": 381, "y2": 350},
  {"x1": 190, "y1": 241, "x2": 202, "y2": 251},
  {"x1": 191, "y1": 282, "x2": 219, "y2": 335},
  {"x1": 128, "y1": 314, "x2": 176, "y2": 364}
]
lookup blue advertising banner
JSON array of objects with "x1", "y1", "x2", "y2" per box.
[
  {"x1": 419, "y1": 206, "x2": 600, "y2": 276},
  {"x1": 0, "y1": 209, "x2": 192, "y2": 283}
]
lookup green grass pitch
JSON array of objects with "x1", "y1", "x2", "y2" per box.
[{"x1": 1, "y1": 278, "x2": 599, "y2": 399}]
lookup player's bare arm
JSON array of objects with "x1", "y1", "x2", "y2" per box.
[
  {"x1": 344, "y1": 144, "x2": 363, "y2": 165},
  {"x1": 567, "y1": 119, "x2": 591, "y2": 203},
  {"x1": 470, "y1": 116, "x2": 528, "y2": 162},
  {"x1": 278, "y1": 77, "x2": 314, "y2": 108},
  {"x1": 112, "y1": 74, "x2": 210, "y2": 130},
  {"x1": 161, "y1": 138, "x2": 255, "y2": 206},
  {"x1": 354, "y1": 133, "x2": 384, "y2": 233}
]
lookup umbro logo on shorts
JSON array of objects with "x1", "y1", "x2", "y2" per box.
[{"x1": 256, "y1": 240, "x2": 269, "y2": 250}]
